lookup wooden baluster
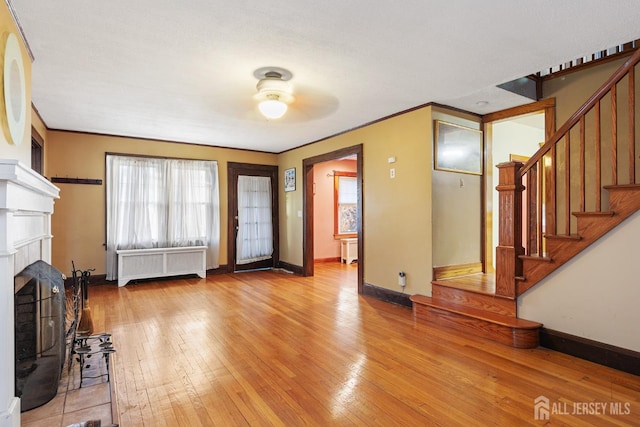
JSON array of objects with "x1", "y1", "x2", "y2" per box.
[
  {"x1": 537, "y1": 162, "x2": 543, "y2": 255},
  {"x1": 527, "y1": 167, "x2": 537, "y2": 255},
  {"x1": 595, "y1": 101, "x2": 602, "y2": 211},
  {"x1": 565, "y1": 133, "x2": 571, "y2": 234},
  {"x1": 629, "y1": 69, "x2": 636, "y2": 184},
  {"x1": 495, "y1": 162, "x2": 524, "y2": 299},
  {"x1": 611, "y1": 84, "x2": 618, "y2": 185}
]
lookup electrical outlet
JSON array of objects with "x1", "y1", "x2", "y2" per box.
[{"x1": 398, "y1": 271, "x2": 406, "y2": 287}]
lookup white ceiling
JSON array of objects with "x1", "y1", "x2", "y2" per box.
[{"x1": 11, "y1": 1, "x2": 640, "y2": 153}]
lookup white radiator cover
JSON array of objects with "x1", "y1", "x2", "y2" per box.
[{"x1": 117, "y1": 246, "x2": 207, "y2": 286}]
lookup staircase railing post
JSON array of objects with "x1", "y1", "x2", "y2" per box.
[{"x1": 495, "y1": 162, "x2": 525, "y2": 299}]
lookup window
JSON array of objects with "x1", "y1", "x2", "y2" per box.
[
  {"x1": 31, "y1": 136, "x2": 43, "y2": 175},
  {"x1": 334, "y1": 171, "x2": 357, "y2": 237},
  {"x1": 105, "y1": 155, "x2": 220, "y2": 280}
]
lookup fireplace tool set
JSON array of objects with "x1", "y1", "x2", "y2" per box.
[{"x1": 67, "y1": 262, "x2": 116, "y2": 387}]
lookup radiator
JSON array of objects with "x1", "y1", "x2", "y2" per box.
[{"x1": 116, "y1": 246, "x2": 207, "y2": 287}]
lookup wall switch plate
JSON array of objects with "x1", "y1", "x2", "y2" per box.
[{"x1": 390, "y1": 168, "x2": 396, "y2": 179}]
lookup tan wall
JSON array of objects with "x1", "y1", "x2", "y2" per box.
[
  {"x1": 431, "y1": 107, "x2": 482, "y2": 268},
  {"x1": 0, "y1": 11, "x2": 32, "y2": 164},
  {"x1": 279, "y1": 107, "x2": 433, "y2": 295},
  {"x1": 46, "y1": 131, "x2": 276, "y2": 276}
]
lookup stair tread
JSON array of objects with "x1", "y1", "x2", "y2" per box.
[
  {"x1": 519, "y1": 255, "x2": 553, "y2": 262},
  {"x1": 573, "y1": 211, "x2": 615, "y2": 217},
  {"x1": 544, "y1": 234, "x2": 582, "y2": 240},
  {"x1": 410, "y1": 295, "x2": 541, "y2": 329},
  {"x1": 603, "y1": 183, "x2": 640, "y2": 190}
]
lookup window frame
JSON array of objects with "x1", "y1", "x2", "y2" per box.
[{"x1": 333, "y1": 171, "x2": 357, "y2": 239}]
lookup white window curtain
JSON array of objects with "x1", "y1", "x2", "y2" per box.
[
  {"x1": 236, "y1": 175, "x2": 273, "y2": 264},
  {"x1": 106, "y1": 155, "x2": 220, "y2": 280}
]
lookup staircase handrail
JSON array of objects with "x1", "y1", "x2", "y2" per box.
[{"x1": 520, "y1": 47, "x2": 640, "y2": 177}]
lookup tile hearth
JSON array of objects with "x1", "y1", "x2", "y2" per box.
[{"x1": 21, "y1": 339, "x2": 119, "y2": 427}]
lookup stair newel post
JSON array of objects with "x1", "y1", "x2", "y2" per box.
[{"x1": 495, "y1": 162, "x2": 525, "y2": 299}]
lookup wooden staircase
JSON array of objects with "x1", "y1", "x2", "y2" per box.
[
  {"x1": 412, "y1": 47, "x2": 640, "y2": 349},
  {"x1": 410, "y1": 276, "x2": 541, "y2": 349}
]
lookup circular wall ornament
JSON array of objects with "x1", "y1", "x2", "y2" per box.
[{"x1": 3, "y1": 33, "x2": 27, "y2": 146}]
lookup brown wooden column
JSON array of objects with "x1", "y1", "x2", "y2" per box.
[{"x1": 495, "y1": 162, "x2": 525, "y2": 299}]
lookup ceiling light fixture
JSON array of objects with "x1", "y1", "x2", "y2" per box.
[{"x1": 255, "y1": 68, "x2": 294, "y2": 120}]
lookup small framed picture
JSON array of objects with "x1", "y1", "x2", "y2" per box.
[
  {"x1": 434, "y1": 120, "x2": 483, "y2": 175},
  {"x1": 284, "y1": 167, "x2": 296, "y2": 192}
]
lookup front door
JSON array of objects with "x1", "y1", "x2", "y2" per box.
[{"x1": 227, "y1": 163, "x2": 279, "y2": 272}]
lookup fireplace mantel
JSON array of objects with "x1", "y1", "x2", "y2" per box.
[{"x1": 0, "y1": 159, "x2": 59, "y2": 427}]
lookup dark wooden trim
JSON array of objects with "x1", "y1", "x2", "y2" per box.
[
  {"x1": 482, "y1": 98, "x2": 555, "y2": 124},
  {"x1": 227, "y1": 162, "x2": 280, "y2": 272},
  {"x1": 51, "y1": 177, "x2": 103, "y2": 185},
  {"x1": 521, "y1": 48, "x2": 640, "y2": 176},
  {"x1": 303, "y1": 145, "x2": 364, "y2": 293},
  {"x1": 540, "y1": 48, "x2": 638, "y2": 82},
  {"x1": 362, "y1": 283, "x2": 412, "y2": 308},
  {"x1": 314, "y1": 257, "x2": 340, "y2": 263},
  {"x1": 280, "y1": 102, "x2": 479, "y2": 154},
  {"x1": 49, "y1": 129, "x2": 278, "y2": 155},
  {"x1": 277, "y1": 261, "x2": 303, "y2": 275},
  {"x1": 5, "y1": 0, "x2": 34, "y2": 60},
  {"x1": 540, "y1": 328, "x2": 640, "y2": 376},
  {"x1": 206, "y1": 265, "x2": 229, "y2": 275}
]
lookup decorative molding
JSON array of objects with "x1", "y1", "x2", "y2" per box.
[
  {"x1": 5, "y1": 0, "x2": 34, "y2": 61},
  {"x1": 362, "y1": 282, "x2": 412, "y2": 308},
  {"x1": 540, "y1": 328, "x2": 640, "y2": 376}
]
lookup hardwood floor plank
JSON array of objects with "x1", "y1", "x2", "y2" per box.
[{"x1": 86, "y1": 263, "x2": 640, "y2": 426}]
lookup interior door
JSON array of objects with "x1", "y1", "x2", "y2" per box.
[{"x1": 227, "y1": 163, "x2": 279, "y2": 272}]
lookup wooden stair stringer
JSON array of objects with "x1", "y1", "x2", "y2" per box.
[{"x1": 517, "y1": 185, "x2": 640, "y2": 296}]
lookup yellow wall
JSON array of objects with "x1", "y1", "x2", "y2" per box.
[
  {"x1": 0, "y1": 9, "x2": 31, "y2": 164},
  {"x1": 279, "y1": 107, "x2": 434, "y2": 296},
  {"x1": 46, "y1": 131, "x2": 276, "y2": 275},
  {"x1": 431, "y1": 107, "x2": 482, "y2": 268}
]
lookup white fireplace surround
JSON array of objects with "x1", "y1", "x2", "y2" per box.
[{"x1": 0, "y1": 159, "x2": 59, "y2": 427}]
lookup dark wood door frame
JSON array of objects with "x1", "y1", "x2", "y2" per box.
[
  {"x1": 481, "y1": 98, "x2": 556, "y2": 273},
  {"x1": 227, "y1": 162, "x2": 279, "y2": 272},
  {"x1": 302, "y1": 144, "x2": 364, "y2": 293}
]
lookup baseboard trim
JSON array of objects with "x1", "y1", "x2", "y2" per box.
[
  {"x1": 206, "y1": 265, "x2": 228, "y2": 275},
  {"x1": 362, "y1": 282, "x2": 412, "y2": 308},
  {"x1": 540, "y1": 328, "x2": 640, "y2": 376},
  {"x1": 277, "y1": 261, "x2": 304, "y2": 275},
  {"x1": 314, "y1": 257, "x2": 341, "y2": 263}
]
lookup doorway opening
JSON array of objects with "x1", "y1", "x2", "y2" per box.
[
  {"x1": 302, "y1": 145, "x2": 363, "y2": 292},
  {"x1": 483, "y1": 99, "x2": 555, "y2": 271}
]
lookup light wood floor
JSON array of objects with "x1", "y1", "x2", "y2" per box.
[{"x1": 88, "y1": 263, "x2": 640, "y2": 426}]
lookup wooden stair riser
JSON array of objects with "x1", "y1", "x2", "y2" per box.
[
  {"x1": 412, "y1": 302, "x2": 539, "y2": 349},
  {"x1": 432, "y1": 284, "x2": 516, "y2": 317}
]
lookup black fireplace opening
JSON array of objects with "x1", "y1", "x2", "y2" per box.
[{"x1": 14, "y1": 260, "x2": 66, "y2": 412}]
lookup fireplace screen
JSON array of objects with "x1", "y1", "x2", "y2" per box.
[{"x1": 14, "y1": 260, "x2": 66, "y2": 412}]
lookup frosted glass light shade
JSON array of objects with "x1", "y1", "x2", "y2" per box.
[{"x1": 259, "y1": 99, "x2": 288, "y2": 119}]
